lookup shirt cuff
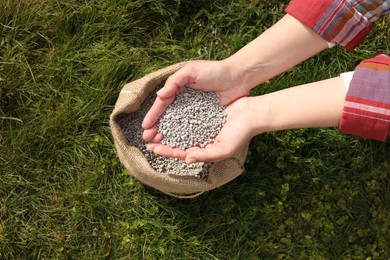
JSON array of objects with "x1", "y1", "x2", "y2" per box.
[
  {"x1": 339, "y1": 54, "x2": 390, "y2": 141},
  {"x1": 285, "y1": 0, "x2": 374, "y2": 52}
]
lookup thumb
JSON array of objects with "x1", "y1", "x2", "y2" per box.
[
  {"x1": 141, "y1": 95, "x2": 175, "y2": 129},
  {"x1": 158, "y1": 65, "x2": 197, "y2": 98},
  {"x1": 185, "y1": 144, "x2": 232, "y2": 164}
]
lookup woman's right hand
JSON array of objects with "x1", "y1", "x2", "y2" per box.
[{"x1": 142, "y1": 59, "x2": 251, "y2": 142}]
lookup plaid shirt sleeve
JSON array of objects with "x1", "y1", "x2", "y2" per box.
[
  {"x1": 285, "y1": 0, "x2": 390, "y2": 51},
  {"x1": 339, "y1": 54, "x2": 390, "y2": 141}
]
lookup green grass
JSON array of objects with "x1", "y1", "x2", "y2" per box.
[{"x1": 1, "y1": 0, "x2": 389, "y2": 258}]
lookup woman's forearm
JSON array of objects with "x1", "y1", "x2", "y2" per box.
[
  {"x1": 248, "y1": 77, "x2": 347, "y2": 135},
  {"x1": 225, "y1": 14, "x2": 328, "y2": 92}
]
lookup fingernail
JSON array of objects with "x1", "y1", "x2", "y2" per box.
[{"x1": 156, "y1": 87, "x2": 165, "y2": 95}]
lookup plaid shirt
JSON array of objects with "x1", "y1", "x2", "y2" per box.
[{"x1": 286, "y1": 0, "x2": 390, "y2": 141}]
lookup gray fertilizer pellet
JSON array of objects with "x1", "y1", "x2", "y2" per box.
[{"x1": 116, "y1": 85, "x2": 226, "y2": 179}]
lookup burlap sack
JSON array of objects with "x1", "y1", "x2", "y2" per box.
[{"x1": 110, "y1": 62, "x2": 248, "y2": 198}]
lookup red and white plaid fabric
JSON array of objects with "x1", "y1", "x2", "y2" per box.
[
  {"x1": 340, "y1": 54, "x2": 390, "y2": 141},
  {"x1": 286, "y1": 0, "x2": 389, "y2": 51}
]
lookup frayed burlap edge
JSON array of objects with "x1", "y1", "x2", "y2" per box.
[{"x1": 110, "y1": 62, "x2": 248, "y2": 198}]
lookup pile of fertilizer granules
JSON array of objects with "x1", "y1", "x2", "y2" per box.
[
  {"x1": 158, "y1": 88, "x2": 226, "y2": 150},
  {"x1": 117, "y1": 86, "x2": 226, "y2": 179}
]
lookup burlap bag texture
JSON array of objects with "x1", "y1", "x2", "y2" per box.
[{"x1": 110, "y1": 62, "x2": 248, "y2": 198}]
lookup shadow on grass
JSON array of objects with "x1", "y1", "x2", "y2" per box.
[{"x1": 147, "y1": 130, "x2": 390, "y2": 258}]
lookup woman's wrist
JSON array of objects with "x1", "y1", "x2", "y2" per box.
[
  {"x1": 224, "y1": 14, "x2": 328, "y2": 93},
  {"x1": 246, "y1": 96, "x2": 273, "y2": 136},
  {"x1": 220, "y1": 58, "x2": 254, "y2": 95},
  {"x1": 246, "y1": 77, "x2": 347, "y2": 136}
]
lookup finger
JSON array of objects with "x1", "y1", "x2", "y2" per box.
[
  {"x1": 141, "y1": 95, "x2": 175, "y2": 129},
  {"x1": 142, "y1": 125, "x2": 158, "y2": 141},
  {"x1": 148, "y1": 144, "x2": 187, "y2": 160},
  {"x1": 185, "y1": 143, "x2": 232, "y2": 163},
  {"x1": 146, "y1": 142, "x2": 160, "y2": 151},
  {"x1": 152, "y1": 133, "x2": 164, "y2": 143},
  {"x1": 144, "y1": 132, "x2": 164, "y2": 143}
]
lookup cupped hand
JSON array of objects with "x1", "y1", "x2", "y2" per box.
[
  {"x1": 146, "y1": 97, "x2": 256, "y2": 163},
  {"x1": 142, "y1": 59, "x2": 250, "y2": 142}
]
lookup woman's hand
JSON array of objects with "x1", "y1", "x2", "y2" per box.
[{"x1": 142, "y1": 60, "x2": 250, "y2": 142}]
